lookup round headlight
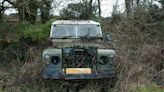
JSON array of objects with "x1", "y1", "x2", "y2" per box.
[
  {"x1": 51, "y1": 56, "x2": 60, "y2": 65},
  {"x1": 99, "y1": 56, "x2": 109, "y2": 65}
]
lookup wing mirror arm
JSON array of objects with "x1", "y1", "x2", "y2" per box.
[{"x1": 48, "y1": 37, "x2": 52, "y2": 45}]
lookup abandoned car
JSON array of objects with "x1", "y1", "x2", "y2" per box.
[{"x1": 42, "y1": 20, "x2": 116, "y2": 79}]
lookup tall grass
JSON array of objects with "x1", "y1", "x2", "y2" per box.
[
  {"x1": 137, "y1": 84, "x2": 164, "y2": 92},
  {"x1": 106, "y1": 14, "x2": 164, "y2": 92}
]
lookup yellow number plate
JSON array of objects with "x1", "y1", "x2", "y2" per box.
[{"x1": 65, "y1": 68, "x2": 91, "y2": 74}]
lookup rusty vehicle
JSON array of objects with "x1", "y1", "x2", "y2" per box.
[{"x1": 42, "y1": 20, "x2": 116, "y2": 80}]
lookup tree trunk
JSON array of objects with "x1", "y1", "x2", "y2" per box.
[
  {"x1": 6, "y1": 0, "x2": 38, "y2": 23},
  {"x1": 0, "y1": 7, "x2": 2, "y2": 20},
  {"x1": 125, "y1": 0, "x2": 131, "y2": 17},
  {"x1": 11, "y1": 0, "x2": 25, "y2": 21},
  {"x1": 0, "y1": 12, "x2": 2, "y2": 20},
  {"x1": 88, "y1": 0, "x2": 93, "y2": 17},
  {"x1": 98, "y1": 0, "x2": 101, "y2": 17},
  {"x1": 25, "y1": 0, "x2": 38, "y2": 24},
  {"x1": 40, "y1": 0, "x2": 51, "y2": 24},
  {"x1": 0, "y1": 0, "x2": 5, "y2": 21},
  {"x1": 17, "y1": 7, "x2": 25, "y2": 21},
  {"x1": 136, "y1": 0, "x2": 140, "y2": 7}
]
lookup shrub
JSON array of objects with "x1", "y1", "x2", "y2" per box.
[
  {"x1": 22, "y1": 21, "x2": 51, "y2": 45},
  {"x1": 0, "y1": 21, "x2": 11, "y2": 39}
]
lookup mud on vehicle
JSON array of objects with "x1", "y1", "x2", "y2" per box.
[{"x1": 42, "y1": 20, "x2": 116, "y2": 80}]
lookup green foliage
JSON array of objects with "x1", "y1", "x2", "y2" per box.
[
  {"x1": 0, "y1": 21, "x2": 52, "y2": 65},
  {"x1": 0, "y1": 21, "x2": 51, "y2": 45},
  {"x1": 137, "y1": 84, "x2": 164, "y2": 92},
  {"x1": 0, "y1": 89, "x2": 7, "y2": 92},
  {"x1": 22, "y1": 21, "x2": 51, "y2": 44}
]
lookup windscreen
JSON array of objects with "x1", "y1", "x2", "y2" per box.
[
  {"x1": 51, "y1": 25, "x2": 102, "y2": 38},
  {"x1": 52, "y1": 25, "x2": 76, "y2": 38}
]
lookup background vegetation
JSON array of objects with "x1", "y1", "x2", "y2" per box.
[{"x1": 0, "y1": 0, "x2": 164, "y2": 92}]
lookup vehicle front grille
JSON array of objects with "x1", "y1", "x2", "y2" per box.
[{"x1": 63, "y1": 48, "x2": 97, "y2": 68}]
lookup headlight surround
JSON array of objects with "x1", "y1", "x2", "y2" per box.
[{"x1": 51, "y1": 56, "x2": 60, "y2": 65}]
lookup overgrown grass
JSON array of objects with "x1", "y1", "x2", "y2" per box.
[
  {"x1": 137, "y1": 84, "x2": 164, "y2": 92},
  {"x1": 0, "y1": 13, "x2": 164, "y2": 92}
]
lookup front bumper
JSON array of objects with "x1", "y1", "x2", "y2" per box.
[{"x1": 43, "y1": 72, "x2": 115, "y2": 80}]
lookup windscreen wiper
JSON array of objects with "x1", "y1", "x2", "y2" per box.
[
  {"x1": 60, "y1": 36, "x2": 75, "y2": 39},
  {"x1": 51, "y1": 36, "x2": 74, "y2": 39}
]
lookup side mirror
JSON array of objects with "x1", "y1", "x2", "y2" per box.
[{"x1": 103, "y1": 32, "x2": 112, "y2": 43}]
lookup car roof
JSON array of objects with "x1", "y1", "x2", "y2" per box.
[{"x1": 52, "y1": 20, "x2": 100, "y2": 25}]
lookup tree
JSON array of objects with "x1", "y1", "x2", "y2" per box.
[
  {"x1": 5, "y1": 0, "x2": 38, "y2": 24},
  {"x1": 60, "y1": 0, "x2": 98, "y2": 20},
  {"x1": 88, "y1": 0, "x2": 93, "y2": 17},
  {"x1": 125, "y1": 0, "x2": 131, "y2": 17},
  {"x1": 136, "y1": 0, "x2": 140, "y2": 7},
  {"x1": 40, "y1": 0, "x2": 52, "y2": 24},
  {"x1": 0, "y1": 0, "x2": 11, "y2": 20},
  {"x1": 111, "y1": 3, "x2": 121, "y2": 24},
  {"x1": 158, "y1": 0, "x2": 164, "y2": 8},
  {"x1": 0, "y1": 0, "x2": 5, "y2": 20},
  {"x1": 60, "y1": 3, "x2": 88, "y2": 19},
  {"x1": 25, "y1": 0, "x2": 38, "y2": 24},
  {"x1": 98, "y1": 0, "x2": 101, "y2": 17}
]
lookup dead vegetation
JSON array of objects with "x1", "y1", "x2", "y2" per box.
[
  {"x1": 106, "y1": 15, "x2": 164, "y2": 92},
  {"x1": 0, "y1": 19, "x2": 163, "y2": 92},
  {"x1": 0, "y1": 4, "x2": 164, "y2": 92}
]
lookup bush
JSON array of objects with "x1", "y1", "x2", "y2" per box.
[
  {"x1": 0, "y1": 21, "x2": 12, "y2": 39},
  {"x1": 22, "y1": 21, "x2": 51, "y2": 45},
  {"x1": 0, "y1": 21, "x2": 52, "y2": 66}
]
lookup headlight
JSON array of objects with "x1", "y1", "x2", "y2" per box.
[
  {"x1": 110, "y1": 55, "x2": 114, "y2": 58},
  {"x1": 51, "y1": 56, "x2": 60, "y2": 65},
  {"x1": 99, "y1": 56, "x2": 109, "y2": 65}
]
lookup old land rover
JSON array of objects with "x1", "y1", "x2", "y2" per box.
[{"x1": 42, "y1": 20, "x2": 116, "y2": 80}]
